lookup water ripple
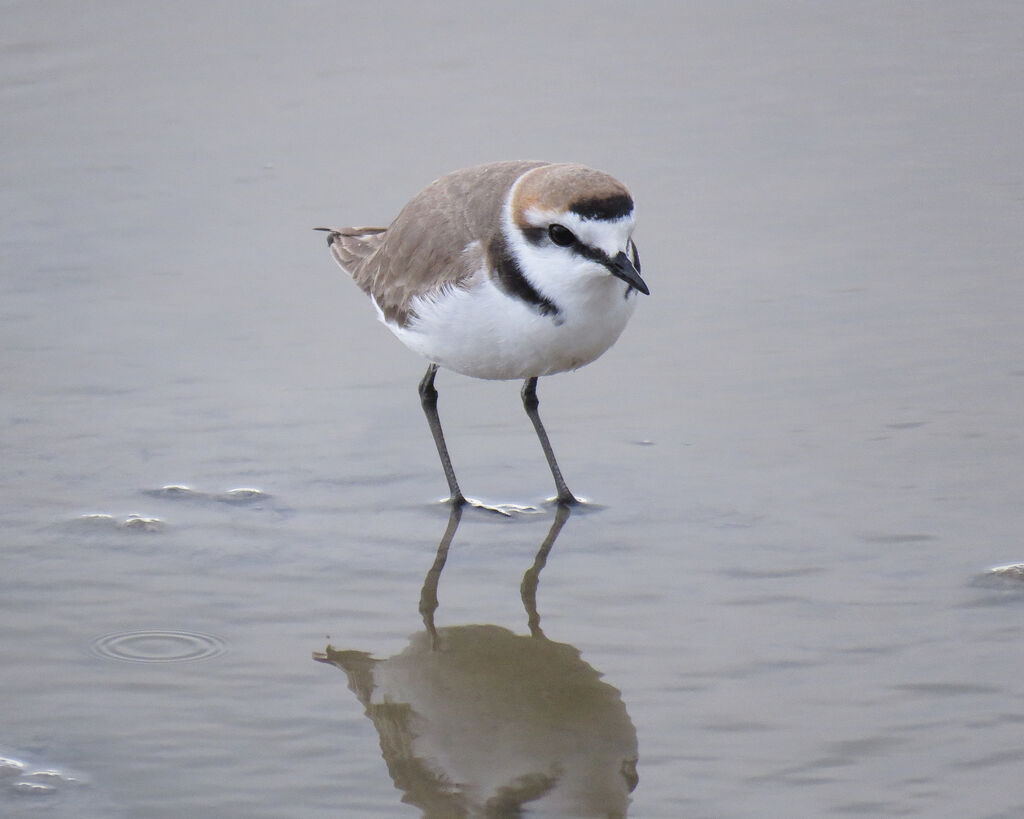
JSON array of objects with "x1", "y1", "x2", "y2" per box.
[
  {"x1": 970, "y1": 563, "x2": 1024, "y2": 591},
  {"x1": 1, "y1": 754, "x2": 85, "y2": 798},
  {"x1": 90, "y1": 630, "x2": 227, "y2": 663},
  {"x1": 144, "y1": 484, "x2": 270, "y2": 504},
  {"x1": 73, "y1": 513, "x2": 164, "y2": 532}
]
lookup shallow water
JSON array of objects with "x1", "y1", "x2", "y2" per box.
[{"x1": 3, "y1": 2, "x2": 1024, "y2": 817}]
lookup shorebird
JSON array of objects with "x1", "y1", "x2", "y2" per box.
[{"x1": 320, "y1": 160, "x2": 648, "y2": 507}]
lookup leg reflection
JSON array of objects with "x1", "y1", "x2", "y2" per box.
[
  {"x1": 520, "y1": 503, "x2": 573, "y2": 639},
  {"x1": 319, "y1": 501, "x2": 638, "y2": 816},
  {"x1": 418, "y1": 502, "x2": 574, "y2": 648},
  {"x1": 419, "y1": 502, "x2": 464, "y2": 648}
]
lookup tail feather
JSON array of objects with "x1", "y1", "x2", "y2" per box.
[{"x1": 315, "y1": 226, "x2": 387, "y2": 279}]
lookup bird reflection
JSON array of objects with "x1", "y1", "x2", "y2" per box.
[{"x1": 315, "y1": 504, "x2": 639, "y2": 818}]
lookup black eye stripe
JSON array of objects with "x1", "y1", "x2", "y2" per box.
[
  {"x1": 519, "y1": 224, "x2": 637, "y2": 273},
  {"x1": 521, "y1": 226, "x2": 546, "y2": 244},
  {"x1": 574, "y1": 242, "x2": 611, "y2": 265}
]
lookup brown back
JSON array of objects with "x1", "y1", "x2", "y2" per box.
[{"x1": 327, "y1": 160, "x2": 550, "y2": 325}]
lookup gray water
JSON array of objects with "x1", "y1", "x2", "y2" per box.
[{"x1": 3, "y1": 2, "x2": 1024, "y2": 816}]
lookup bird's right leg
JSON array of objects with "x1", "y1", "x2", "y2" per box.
[{"x1": 418, "y1": 364, "x2": 466, "y2": 506}]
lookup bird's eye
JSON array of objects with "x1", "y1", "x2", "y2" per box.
[{"x1": 548, "y1": 224, "x2": 576, "y2": 247}]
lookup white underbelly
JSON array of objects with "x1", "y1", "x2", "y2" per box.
[{"x1": 386, "y1": 278, "x2": 638, "y2": 380}]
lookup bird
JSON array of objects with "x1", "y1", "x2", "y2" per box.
[{"x1": 319, "y1": 160, "x2": 648, "y2": 508}]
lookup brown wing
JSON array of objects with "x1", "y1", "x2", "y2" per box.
[{"x1": 323, "y1": 161, "x2": 550, "y2": 326}]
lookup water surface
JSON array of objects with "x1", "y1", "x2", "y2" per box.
[{"x1": 3, "y1": 2, "x2": 1024, "y2": 816}]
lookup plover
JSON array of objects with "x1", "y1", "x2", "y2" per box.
[{"x1": 319, "y1": 160, "x2": 648, "y2": 507}]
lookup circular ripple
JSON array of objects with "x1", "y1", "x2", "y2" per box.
[{"x1": 91, "y1": 630, "x2": 227, "y2": 663}]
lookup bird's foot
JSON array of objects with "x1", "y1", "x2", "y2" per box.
[
  {"x1": 466, "y1": 497, "x2": 544, "y2": 517},
  {"x1": 546, "y1": 493, "x2": 605, "y2": 512},
  {"x1": 439, "y1": 495, "x2": 543, "y2": 517}
]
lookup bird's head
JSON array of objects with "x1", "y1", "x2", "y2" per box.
[{"x1": 504, "y1": 163, "x2": 648, "y2": 301}]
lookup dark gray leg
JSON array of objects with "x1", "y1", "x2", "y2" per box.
[
  {"x1": 418, "y1": 364, "x2": 465, "y2": 505},
  {"x1": 521, "y1": 377, "x2": 579, "y2": 505}
]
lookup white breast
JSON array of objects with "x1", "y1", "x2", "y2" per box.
[{"x1": 386, "y1": 273, "x2": 638, "y2": 381}]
